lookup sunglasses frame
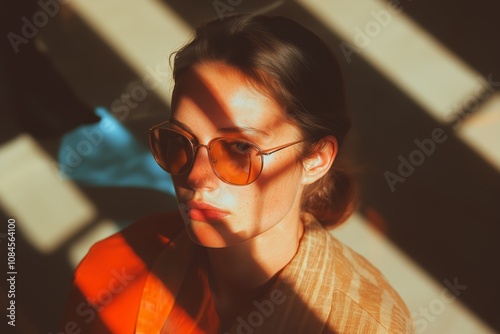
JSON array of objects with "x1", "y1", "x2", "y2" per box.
[{"x1": 148, "y1": 121, "x2": 305, "y2": 185}]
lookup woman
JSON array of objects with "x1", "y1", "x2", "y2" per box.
[{"x1": 62, "y1": 14, "x2": 414, "y2": 333}]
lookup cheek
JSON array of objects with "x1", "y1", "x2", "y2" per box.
[{"x1": 249, "y1": 157, "x2": 303, "y2": 219}]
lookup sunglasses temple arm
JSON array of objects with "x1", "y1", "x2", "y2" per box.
[{"x1": 261, "y1": 140, "x2": 305, "y2": 156}]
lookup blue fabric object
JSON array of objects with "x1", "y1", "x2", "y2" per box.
[{"x1": 57, "y1": 107, "x2": 175, "y2": 195}]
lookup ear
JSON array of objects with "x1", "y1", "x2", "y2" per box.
[{"x1": 301, "y1": 136, "x2": 338, "y2": 185}]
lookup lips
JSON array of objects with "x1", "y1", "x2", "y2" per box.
[{"x1": 181, "y1": 200, "x2": 230, "y2": 221}]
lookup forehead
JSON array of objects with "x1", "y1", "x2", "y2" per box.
[{"x1": 171, "y1": 62, "x2": 287, "y2": 137}]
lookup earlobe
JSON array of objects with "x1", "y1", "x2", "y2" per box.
[{"x1": 302, "y1": 136, "x2": 338, "y2": 185}]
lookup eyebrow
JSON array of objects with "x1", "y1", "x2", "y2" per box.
[
  {"x1": 170, "y1": 119, "x2": 193, "y2": 133},
  {"x1": 218, "y1": 126, "x2": 269, "y2": 137},
  {"x1": 170, "y1": 119, "x2": 269, "y2": 137}
]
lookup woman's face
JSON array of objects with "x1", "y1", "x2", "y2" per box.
[{"x1": 171, "y1": 62, "x2": 306, "y2": 247}]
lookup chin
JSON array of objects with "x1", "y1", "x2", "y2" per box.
[{"x1": 184, "y1": 220, "x2": 249, "y2": 248}]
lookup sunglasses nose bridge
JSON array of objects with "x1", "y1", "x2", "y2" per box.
[{"x1": 192, "y1": 143, "x2": 216, "y2": 163}]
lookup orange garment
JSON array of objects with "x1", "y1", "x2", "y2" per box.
[{"x1": 61, "y1": 211, "x2": 414, "y2": 333}]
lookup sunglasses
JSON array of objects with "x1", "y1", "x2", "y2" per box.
[{"x1": 148, "y1": 121, "x2": 305, "y2": 185}]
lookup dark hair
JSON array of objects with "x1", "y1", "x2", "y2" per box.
[{"x1": 171, "y1": 14, "x2": 356, "y2": 228}]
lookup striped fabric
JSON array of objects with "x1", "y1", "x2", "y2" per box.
[
  {"x1": 62, "y1": 211, "x2": 414, "y2": 333},
  {"x1": 248, "y1": 213, "x2": 415, "y2": 333}
]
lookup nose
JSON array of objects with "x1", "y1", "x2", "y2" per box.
[{"x1": 186, "y1": 144, "x2": 218, "y2": 191}]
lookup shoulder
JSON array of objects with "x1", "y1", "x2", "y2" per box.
[
  {"x1": 73, "y1": 210, "x2": 184, "y2": 278},
  {"x1": 301, "y1": 214, "x2": 414, "y2": 333},
  {"x1": 81, "y1": 210, "x2": 184, "y2": 264},
  {"x1": 61, "y1": 211, "x2": 185, "y2": 333},
  {"x1": 323, "y1": 229, "x2": 413, "y2": 333}
]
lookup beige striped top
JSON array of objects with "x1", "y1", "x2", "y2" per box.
[
  {"x1": 233, "y1": 212, "x2": 415, "y2": 333},
  {"x1": 135, "y1": 212, "x2": 415, "y2": 333}
]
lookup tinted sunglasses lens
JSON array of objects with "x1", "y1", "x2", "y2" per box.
[
  {"x1": 151, "y1": 128, "x2": 192, "y2": 174},
  {"x1": 211, "y1": 139, "x2": 262, "y2": 185}
]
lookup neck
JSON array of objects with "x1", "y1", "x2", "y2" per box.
[{"x1": 206, "y1": 212, "x2": 305, "y2": 297}]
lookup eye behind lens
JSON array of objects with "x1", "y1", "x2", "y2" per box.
[
  {"x1": 154, "y1": 128, "x2": 193, "y2": 175},
  {"x1": 208, "y1": 139, "x2": 263, "y2": 185}
]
